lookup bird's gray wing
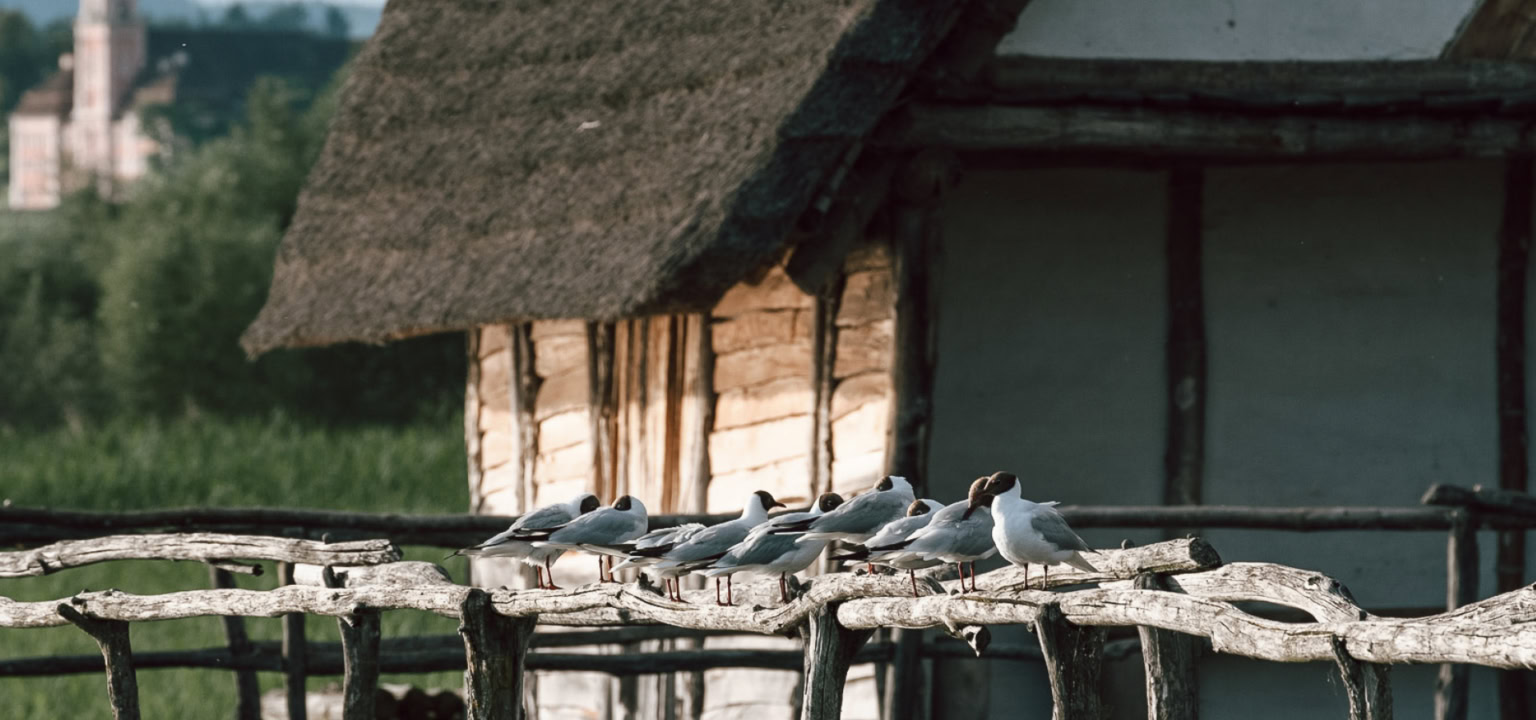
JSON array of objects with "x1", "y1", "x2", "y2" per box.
[
  {"x1": 511, "y1": 504, "x2": 574, "y2": 533},
  {"x1": 809, "y1": 493, "x2": 901, "y2": 534},
  {"x1": 666, "y1": 522, "x2": 749, "y2": 563},
  {"x1": 1031, "y1": 508, "x2": 1089, "y2": 552},
  {"x1": 866, "y1": 516, "x2": 925, "y2": 550},
  {"x1": 547, "y1": 509, "x2": 634, "y2": 545},
  {"x1": 729, "y1": 532, "x2": 799, "y2": 567}
]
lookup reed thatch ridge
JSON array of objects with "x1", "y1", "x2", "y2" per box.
[{"x1": 241, "y1": 0, "x2": 976, "y2": 354}]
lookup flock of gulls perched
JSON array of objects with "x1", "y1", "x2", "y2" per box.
[{"x1": 453, "y1": 471, "x2": 1098, "y2": 606}]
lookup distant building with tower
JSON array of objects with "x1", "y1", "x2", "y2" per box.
[{"x1": 7, "y1": 0, "x2": 353, "y2": 210}]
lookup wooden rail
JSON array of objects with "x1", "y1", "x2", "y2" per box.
[
  {"x1": 0, "y1": 534, "x2": 399, "y2": 578},
  {"x1": 7, "y1": 537, "x2": 1536, "y2": 719}
]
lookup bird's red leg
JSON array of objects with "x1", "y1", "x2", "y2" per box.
[
  {"x1": 780, "y1": 574, "x2": 788, "y2": 603},
  {"x1": 534, "y1": 566, "x2": 544, "y2": 590},
  {"x1": 867, "y1": 562, "x2": 875, "y2": 575},
  {"x1": 1042, "y1": 564, "x2": 1049, "y2": 588},
  {"x1": 1023, "y1": 564, "x2": 1029, "y2": 589},
  {"x1": 968, "y1": 562, "x2": 977, "y2": 592},
  {"x1": 715, "y1": 578, "x2": 722, "y2": 605},
  {"x1": 955, "y1": 563, "x2": 964, "y2": 589},
  {"x1": 909, "y1": 569, "x2": 919, "y2": 598},
  {"x1": 545, "y1": 557, "x2": 562, "y2": 590}
]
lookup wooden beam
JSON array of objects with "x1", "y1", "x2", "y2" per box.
[
  {"x1": 459, "y1": 588, "x2": 536, "y2": 720},
  {"x1": 466, "y1": 330, "x2": 485, "y2": 513},
  {"x1": 587, "y1": 321, "x2": 619, "y2": 499},
  {"x1": 279, "y1": 560, "x2": 307, "y2": 720},
  {"x1": 1164, "y1": 167, "x2": 1207, "y2": 537},
  {"x1": 1496, "y1": 153, "x2": 1535, "y2": 720},
  {"x1": 336, "y1": 611, "x2": 382, "y2": 720},
  {"x1": 801, "y1": 604, "x2": 875, "y2": 720},
  {"x1": 810, "y1": 278, "x2": 844, "y2": 502},
  {"x1": 972, "y1": 57, "x2": 1536, "y2": 99},
  {"x1": 209, "y1": 567, "x2": 261, "y2": 720},
  {"x1": 1135, "y1": 574, "x2": 1198, "y2": 720},
  {"x1": 880, "y1": 104, "x2": 1536, "y2": 160},
  {"x1": 512, "y1": 322, "x2": 541, "y2": 516},
  {"x1": 1436, "y1": 510, "x2": 1480, "y2": 720},
  {"x1": 0, "y1": 534, "x2": 400, "y2": 578},
  {"x1": 1034, "y1": 604, "x2": 1106, "y2": 719},
  {"x1": 57, "y1": 603, "x2": 140, "y2": 720}
]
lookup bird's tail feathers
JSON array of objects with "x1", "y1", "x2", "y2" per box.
[{"x1": 1064, "y1": 551, "x2": 1098, "y2": 573}]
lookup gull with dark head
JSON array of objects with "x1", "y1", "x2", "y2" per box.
[
  {"x1": 650, "y1": 490, "x2": 786, "y2": 605},
  {"x1": 522, "y1": 495, "x2": 649, "y2": 585},
  {"x1": 965, "y1": 471, "x2": 1095, "y2": 588},
  {"x1": 696, "y1": 493, "x2": 844, "y2": 602},
  {"x1": 829, "y1": 498, "x2": 944, "y2": 597},
  {"x1": 449, "y1": 493, "x2": 601, "y2": 589},
  {"x1": 897, "y1": 477, "x2": 998, "y2": 592}
]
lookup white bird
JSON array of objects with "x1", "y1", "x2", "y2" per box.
[
  {"x1": 600, "y1": 523, "x2": 706, "y2": 601},
  {"x1": 965, "y1": 471, "x2": 1096, "y2": 588},
  {"x1": 526, "y1": 495, "x2": 649, "y2": 585},
  {"x1": 651, "y1": 490, "x2": 786, "y2": 606},
  {"x1": 449, "y1": 493, "x2": 600, "y2": 590},
  {"x1": 829, "y1": 499, "x2": 944, "y2": 596},
  {"x1": 770, "y1": 475, "x2": 915, "y2": 547},
  {"x1": 697, "y1": 493, "x2": 845, "y2": 603},
  {"x1": 895, "y1": 477, "x2": 998, "y2": 592}
]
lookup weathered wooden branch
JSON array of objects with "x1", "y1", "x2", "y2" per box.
[
  {"x1": 58, "y1": 602, "x2": 140, "y2": 720},
  {"x1": 279, "y1": 561, "x2": 307, "y2": 720},
  {"x1": 460, "y1": 588, "x2": 536, "y2": 720},
  {"x1": 0, "y1": 534, "x2": 399, "y2": 578},
  {"x1": 1424, "y1": 483, "x2": 1536, "y2": 518},
  {"x1": 209, "y1": 567, "x2": 260, "y2": 720},
  {"x1": 1135, "y1": 573, "x2": 1198, "y2": 720},
  {"x1": 801, "y1": 604, "x2": 875, "y2": 720},
  {"x1": 335, "y1": 611, "x2": 381, "y2": 720}
]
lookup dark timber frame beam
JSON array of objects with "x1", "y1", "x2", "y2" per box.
[{"x1": 1164, "y1": 167, "x2": 1207, "y2": 536}]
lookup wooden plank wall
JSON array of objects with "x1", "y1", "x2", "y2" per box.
[{"x1": 831, "y1": 244, "x2": 898, "y2": 497}]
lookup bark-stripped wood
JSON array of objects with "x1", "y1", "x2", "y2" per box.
[
  {"x1": 1035, "y1": 604, "x2": 1105, "y2": 720},
  {"x1": 1494, "y1": 154, "x2": 1534, "y2": 720},
  {"x1": 1163, "y1": 166, "x2": 1206, "y2": 538},
  {"x1": 335, "y1": 611, "x2": 381, "y2": 720},
  {"x1": 880, "y1": 104, "x2": 1536, "y2": 159},
  {"x1": 810, "y1": 280, "x2": 844, "y2": 504},
  {"x1": 460, "y1": 589, "x2": 536, "y2": 720},
  {"x1": 587, "y1": 321, "x2": 618, "y2": 499},
  {"x1": 0, "y1": 534, "x2": 399, "y2": 577},
  {"x1": 801, "y1": 604, "x2": 875, "y2": 720},
  {"x1": 1437, "y1": 510, "x2": 1480, "y2": 720},
  {"x1": 209, "y1": 567, "x2": 261, "y2": 720},
  {"x1": 1135, "y1": 573, "x2": 1198, "y2": 720},
  {"x1": 513, "y1": 322, "x2": 541, "y2": 517},
  {"x1": 58, "y1": 602, "x2": 140, "y2": 720},
  {"x1": 279, "y1": 561, "x2": 307, "y2": 720}
]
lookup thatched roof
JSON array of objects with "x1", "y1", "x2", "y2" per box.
[
  {"x1": 13, "y1": 70, "x2": 72, "y2": 118},
  {"x1": 242, "y1": 0, "x2": 967, "y2": 354}
]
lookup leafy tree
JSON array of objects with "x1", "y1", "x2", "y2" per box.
[
  {"x1": 260, "y1": 3, "x2": 310, "y2": 33},
  {"x1": 222, "y1": 3, "x2": 252, "y2": 28},
  {"x1": 324, "y1": 5, "x2": 350, "y2": 38}
]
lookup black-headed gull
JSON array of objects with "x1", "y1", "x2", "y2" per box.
[
  {"x1": 450, "y1": 493, "x2": 601, "y2": 589},
  {"x1": 770, "y1": 475, "x2": 914, "y2": 545},
  {"x1": 696, "y1": 493, "x2": 844, "y2": 602},
  {"x1": 525, "y1": 495, "x2": 649, "y2": 585},
  {"x1": 600, "y1": 523, "x2": 705, "y2": 600},
  {"x1": 650, "y1": 490, "x2": 786, "y2": 605},
  {"x1": 896, "y1": 477, "x2": 997, "y2": 592},
  {"x1": 965, "y1": 471, "x2": 1096, "y2": 588},
  {"x1": 830, "y1": 499, "x2": 944, "y2": 596}
]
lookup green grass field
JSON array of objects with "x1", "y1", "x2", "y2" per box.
[{"x1": 0, "y1": 416, "x2": 473, "y2": 718}]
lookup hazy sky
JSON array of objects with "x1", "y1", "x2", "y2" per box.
[{"x1": 197, "y1": 0, "x2": 387, "y2": 5}]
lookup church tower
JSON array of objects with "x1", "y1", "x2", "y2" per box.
[{"x1": 69, "y1": 0, "x2": 146, "y2": 181}]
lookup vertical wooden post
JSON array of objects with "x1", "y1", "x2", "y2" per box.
[
  {"x1": 1164, "y1": 166, "x2": 1207, "y2": 538},
  {"x1": 58, "y1": 603, "x2": 140, "y2": 720},
  {"x1": 810, "y1": 280, "x2": 844, "y2": 502},
  {"x1": 279, "y1": 560, "x2": 308, "y2": 720},
  {"x1": 1035, "y1": 605, "x2": 1106, "y2": 720},
  {"x1": 1330, "y1": 636, "x2": 1392, "y2": 720},
  {"x1": 680, "y1": 315, "x2": 714, "y2": 720},
  {"x1": 511, "y1": 323, "x2": 543, "y2": 591},
  {"x1": 209, "y1": 567, "x2": 260, "y2": 720},
  {"x1": 588, "y1": 321, "x2": 619, "y2": 499},
  {"x1": 460, "y1": 588, "x2": 536, "y2": 720},
  {"x1": 466, "y1": 329, "x2": 486, "y2": 515},
  {"x1": 1134, "y1": 574, "x2": 1198, "y2": 720},
  {"x1": 1495, "y1": 153, "x2": 1534, "y2": 720},
  {"x1": 801, "y1": 604, "x2": 875, "y2": 720},
  {"x1": 1435, "y1": 509, "x2": 1479, "y2": 720},
  {"x1": 336, "y1": 611, "x2": 382, "y2": 720}
]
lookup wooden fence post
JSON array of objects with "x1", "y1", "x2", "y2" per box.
[
  {"x1": 1435, "y1": 510, "x2": 1479, "y2": 720},
  {"x1": 327, "y1": 568, "x2": 383, "y2": 720},
  {"x1": 209, "y1": 567, "x2": 261, "y2": 720},
  {"x1": 801, "y1": 604, "x2": 874, "y2": 720},
  {"x1": 279, "y1": 560, "x2": 308, "y2": 720},
  {"x1": 1035, "y1": 604, "x2": 1106, "y2": 720},
  {"x1": 1134, "y1": 574, "x2": 1197, "y2": 720},
  {"x1": 460, "y1": 588, "x2": 536, "y2": 720},
  {"x1": 1331, "y1": 636, "x2": 1393, "y2": 720},
  {"x1": 58, "y1": 602, "x2": 140, "y2": 720}
]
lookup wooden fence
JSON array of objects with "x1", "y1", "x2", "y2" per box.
[{"x1": 2, "y1": 482, "x2": 1534, "y2": 720}]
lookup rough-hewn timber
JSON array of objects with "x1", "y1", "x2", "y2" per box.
[{"x1": 0, "y1": 534, "x2": 400, "y2": 578}]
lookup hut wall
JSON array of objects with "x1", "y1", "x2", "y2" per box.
[
  {"x1": 998, "y1": 0, "x2": 1473, "y2": 60},
  {"x1": 931, "y1": 162, "x2": 1520, "y2": 720},
  {"x1": 831, "y1": 244, "x2": 897, "y2": 497}
]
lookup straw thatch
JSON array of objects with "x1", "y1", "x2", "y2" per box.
[{"x1": 242, "y1": 0, "x2": 967, "y2": 354}]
